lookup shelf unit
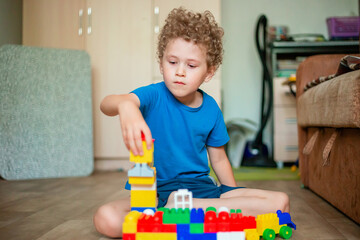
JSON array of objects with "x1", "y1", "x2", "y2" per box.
[{"x1": 269, "y1": 40, "x2": 359, "y2": 167}]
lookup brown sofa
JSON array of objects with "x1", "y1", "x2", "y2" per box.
[{"x1": 296, "y1": 54, "x2": 360, "y2": 224}]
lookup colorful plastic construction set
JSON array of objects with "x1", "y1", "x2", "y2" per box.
[{"x1": 123, "y1": 136, "x2": 296, "y2": 240}]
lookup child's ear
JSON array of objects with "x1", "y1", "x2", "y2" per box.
[{"x1": 204, "y1": 66, "x2": 216, "y2": 82}]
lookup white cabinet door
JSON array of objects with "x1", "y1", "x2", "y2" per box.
[
  {"x1": 23, "y1": 0, "x2": 86, "y2": 50},
  {"x1": 86, "y1": 0, "x2": 152, "y2": 159}
]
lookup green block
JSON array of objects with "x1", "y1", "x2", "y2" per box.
[
  {"x1": 190, "y1": 223, "x2": 204, "y2": 234},
  {"x1": 157, "y1": 207, "x2": 166, "y2": 212},
  {"x1": 230, "y1": 209, "x2": 242, "y2": 214},
  {"x1": 162, "y1": 208, "x2": 190, "y2": 224},
  {"x1": 206, "y1": 207, "x2": 216, "y2": 213}
]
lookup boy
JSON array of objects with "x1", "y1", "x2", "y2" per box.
[{"x1": 94, "y1": 7, "x2": 289, "y2": 238}]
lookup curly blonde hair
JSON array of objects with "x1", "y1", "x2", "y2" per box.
[{"x1": 157, "y1": 7, "x2": 224, "y2": 69}]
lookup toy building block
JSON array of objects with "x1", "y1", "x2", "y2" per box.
[
  {"x1": 217, "y1": 207, "x2": 231, "y2": 232},
  {"x1": 131, "y1": 181, "x2": 156, "y2": 191},
  {"x1": 137, "y1": 211, "x2": 177, "y2": 233},
  {"x1": 123, "y1": 211, "x2": 142, "y2": 233},
  {"x1": 128, "y1": 167, "x2": 156, "y2": 185},
  {"x1": 128, "y1": 163, "x2": 154, "y2": 177},
  {"x1": 122, "y1": 233, "x2": 136, "y2": 240},
  {"x1": 244, "y1": 229, "x2": 260, "y2": 240},
  {"x1": 159, "y1": 208, "x2": 190, "y2": 224},
  {"x1": 131, "y1": 189, "x2": 157, "y2": 208},
  {"x1": 189, "y1": 223, "x2": 204, "y2": 234},
  {"x1": 277, "y1": 210, "x2": 296, "y2": 230},
  {"x1": 131, "y1": 207, "x2": 156, "y2": 213},
  {"x1": 129, "y1": 176, "x2": 156, "y2": 185},
  {"x1": 256, "y1": 212, "x2": 283, "y2": 235},
  {"x1": 128, "y1": 133, "x2": 155, "y2": 177},
  {"x1": 174, "y1": 189, "x2": 193, "y2": 210},
  {"x1": 136, "y1": 232, "x2": 177, "y2": 240},
  {"x1": 137, "y1": 211, "x2": 163, "y2": 232},
  {"x1": 190, "y1": 208, "x2": 205, "y2": 223},
  {"x1": 204, "y1": 209, "x2": 217, "y2": 233},
  {"x1": 217, "y1": 231, "x2": 245, "y2": 240},
  {"x1": 129, "y1": 138, "x2": 154, "y2": 164}
]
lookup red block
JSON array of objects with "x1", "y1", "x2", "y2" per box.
[
  {"x1": 230, "y1": 212, "x2": 243, "y2": 231},
  {"x1": 123, "y1": 233, "x2": 135, "y2": 240},
  {"x1": 241, "y1": 216, "x2": 257, "y2": 230},
  {"x1": 204, "y1": 210, "x2": 217, "y2": 233},
  {"x1": 162, "y1": 223, "x2": 177, "y2": 232},
  {"x1": 137, "y1": 211, "x2": 163, "y2": 232},
  {"x1": 217, "y1": 211, "x2": 230, "y2": 231}
]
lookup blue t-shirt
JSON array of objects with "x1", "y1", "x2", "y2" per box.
[{"x1": 131, "y1": 81, "x2": 229, "y2": 181}]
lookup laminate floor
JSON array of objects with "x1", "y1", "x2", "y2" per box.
[{"x1": 0, "y1": 171, "x2": 359, "y2": 239}]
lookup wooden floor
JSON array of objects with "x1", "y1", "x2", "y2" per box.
[{"x1": 0, "y1": 171, "x2": 359, "y2": 240}]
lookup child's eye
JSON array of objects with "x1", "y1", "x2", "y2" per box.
[
  {"x1": 188, "y1": 64, "x2": 196, "y2": 68},
  {"x1": 169, "y1": 61, "x2": 176, "y2": 65}
]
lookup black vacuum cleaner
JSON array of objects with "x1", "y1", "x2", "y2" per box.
[{"x1": 241, "y1": 15, "x2": 277, "y2": 168}]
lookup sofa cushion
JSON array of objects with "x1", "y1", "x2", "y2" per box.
[{"x1": 297, "y1": 70, "x2": 360, "y2": 128}]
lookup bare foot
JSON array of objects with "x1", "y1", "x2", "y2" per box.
[{"x1": 163, "y1": 191, "x2": 176, "y2": 209}]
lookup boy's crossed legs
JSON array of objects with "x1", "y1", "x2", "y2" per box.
[{"x1": 93, "y1": 188, "x2": 289, "y2": 238}]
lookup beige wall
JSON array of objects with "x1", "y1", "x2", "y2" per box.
[{"x1": 0, "y1": 0, "x2": 22, "y2": 46}]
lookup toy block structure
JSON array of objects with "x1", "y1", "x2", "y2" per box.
[
  {"x1": 123, "y1": 206, "x2": 296, "y2": 240},
  {"x1": 128, "y1": 134, "x2": 157, "y2": 212},
  {"x1": 174, "y1": 189, "x2": 193, "y2": 210},
  {"x1": 123, "y1": 137, "x2": 297, "y2": 239}
]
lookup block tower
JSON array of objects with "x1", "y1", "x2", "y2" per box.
[{"x1": 127, "y1": 133, "x2": 157, "y2": 212}]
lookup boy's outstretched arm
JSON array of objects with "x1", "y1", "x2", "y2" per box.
[
  {"x1": 207, "y1": 146, "x2": 237, "y2": 187},
  {"x1": 100, "y1": 93, "x2": 152, "y2": 156}
]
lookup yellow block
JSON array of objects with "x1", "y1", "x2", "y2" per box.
[
  {"x1": 128, "y1": 168, "x2": 156, "y2": 185},
  {"x1": 245, "y1": 229, "x2": 260, "y2": 240},
  {"x1": 122, "y1": 211, "x2": 141, "y2": 233},
  {"x1": 136, "y1": 232, "x2": 177, "y2": 240},
  {"x1": 130, "y1": 141, "x2": 153, "y2": 164},
  {"x1": 131, "y1": 190, "x2": 157, "y2": 207},
  {"x1": 256, "y1": 213, "x2": 282, "y2": 235}
]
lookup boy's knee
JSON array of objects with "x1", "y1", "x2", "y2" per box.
[
  {"x1": 276, "y1": 192, "x2": 290, "y2": 212},
  {"x1": 93, "y1": 205, "x2": 123, "y2": 238}
]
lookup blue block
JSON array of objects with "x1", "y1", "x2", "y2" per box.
[
  {"x1": 177, "y1": 224, "x2": 190, "y2": 240},
  {"x1": 202, "y1": 233, "x2": 217, "y2": 240},
  {"x1": 188, "y1": 233, "x2": 216, "y2": 240},
  {"x1": 190, "y1": 208, "x2": 205, "y2": 223},
  {"x1": 177, "y1": 224, "x2": 190, "y2": 234},
  {"x1": 130, "y1": 207, "x2": 156, "y2": 213},
  {"x1": 277, "y1": 210, "x2": 296, "y2": 230}
]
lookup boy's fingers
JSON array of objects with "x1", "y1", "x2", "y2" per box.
[
  {"x1": 134, "y1": 131, "x2": 144, "y2": 156},
  {"x1": 126, "y1": 130, "x2": 139, "y2": 156},
  {"x1": 122, "y1": 130, "x2": 131, "y2": 151},
  {"x1": 142, "y1": 128, "x2": 153, "y2": 150}
]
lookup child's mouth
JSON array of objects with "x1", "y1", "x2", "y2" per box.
[{"x1": 175, "y1": 81, "x2": 185, "y2": 85}]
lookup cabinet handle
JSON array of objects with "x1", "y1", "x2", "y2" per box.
[
  {"x1": 78, "y1": 9, "x2": 83, "y2": 36},
  {"x1": 285, "y1": 118, "x2": 297, "y2": 124},
  {"x1": 285, "y1": 145, "x2": 298, "y2": 151},
  {"x1": 87, "y1": 8, "x2": 92, "y2": 34},
  {"x1": 154, "y1": 6, "x2": 159, "y2": 33}
]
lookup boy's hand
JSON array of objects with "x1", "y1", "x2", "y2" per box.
[{"x1": 117, "y1": 99, "x2": 153, "y2": 156}]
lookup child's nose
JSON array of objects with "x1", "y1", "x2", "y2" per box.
[{"x1": 176, "y1": 64, "x2": 186, "y2": 77}]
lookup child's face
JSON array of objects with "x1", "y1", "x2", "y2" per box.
[{"x1": 160, "y1": 38, "x2": 214, "y2": 106}]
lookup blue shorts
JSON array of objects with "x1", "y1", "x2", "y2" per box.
[
  {"x1": 125, "y1": 176, "x2": 244, "y2": 208},
  {"x1": 156, "y1": 177, "x2": 243, "y2": 208}
]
